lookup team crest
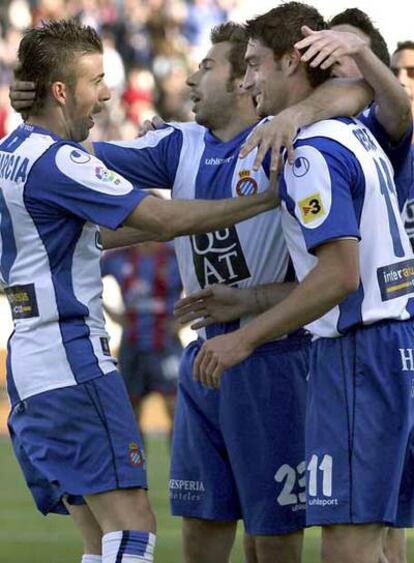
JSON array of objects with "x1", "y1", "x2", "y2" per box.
[
  {"x1": 236, "y1": 169, "x2": 258, "y2": 196},
  {"x1": 128, "y1": 442, "x2": 145, "y2": 467},
  {"x1": 298, "y1": 192, "x2": 326, "y2": 224}
]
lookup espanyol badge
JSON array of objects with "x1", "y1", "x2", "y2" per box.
[
  {"x1": 236, "y1": 169, "x2": 258, "y2": 196},
  {"x1": 128, "y1": 442, "x2": 145, "y2": 467}
]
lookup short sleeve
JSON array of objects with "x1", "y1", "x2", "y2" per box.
[
  {"x1": 359, "y1": 104, "x2": 413, "y2": 181},
  {"x1": 25, "y1": 143, "x2": 148, "y2": 229},
  {"x1": 93, "y1": 126, "x2": 183, "y2": 189},
  {"x1": 281, "y1": 139, "x2": 362, "y2": 253}
]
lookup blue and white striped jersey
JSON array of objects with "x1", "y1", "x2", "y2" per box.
[
  {"x1": 359, "y1": 103, "x2": 414, "y2": 210},
  {"x1": 0, "y1": 123, "x2": 147, "y2": 405},
  {"x1": 95, "y1": 121, "x2": 291, "y2": 340},
  {"x1": 280, "y1": 117, "x2": 414, "y2": 338}
]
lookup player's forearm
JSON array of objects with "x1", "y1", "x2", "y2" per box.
[
  {"x1": 353, "y1": 45, "x2": 412, "y2": 142},
  {"x1": 101, "y1": 226, "x2": 170, "y2": 249},
  {"x1": 238, "y1": 261, "x2": 357, "y2": 349},
  {"x1": 170, "y1": 194, "x2": 275, "y2": 237},
  {"x1": 286, "y1": 78, "x2": 372, "y2": 127},
  {"x1": 128, "y1": 192, "x2": 276, "y2": 239},
  {"x1": 237, "y1": 282, "x2": 298, "y2": 316}
]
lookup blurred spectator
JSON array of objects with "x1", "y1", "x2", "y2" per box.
[
  {"x1": 183, "y1": 0, "x2": 226, "y2": 60},
  {"x1": 31, "y1": 0, "x2": 66, "y2": 24},
  {"x1": 0, "y1": 0, "x2": 246, "y2": 141},
  {"x1": 8, "y1": 0, "x2": 32, "y2": 30},
  {"x1": 102, "y1": 28, "x2": 126, "y2": 93},
  {"x1": 122, "y1": 67, "x2": 155, "y2": 124},
  {"x1": 156, "y1": 59, "x2": 193, "y2": 121}
]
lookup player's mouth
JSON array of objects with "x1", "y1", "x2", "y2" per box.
[
  {"x1": 189, "y1": 92, "x2": 202, "y2": 109},
  {"x1": 88, "y1": 115, "x2": 94, "y2": 128}
]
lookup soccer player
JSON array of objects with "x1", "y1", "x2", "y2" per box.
[
  {"x1": 89, "y1": 23, "x2": 373, "y2": 563},
  {"x1": 191, "y1": 4, "x2": 414, "y2": 563},
  {"x1": 1, "y1": 20, "x2": 280, "y2": 563},
  {"x1": 392, "y1": 41, "x2": 414, "y2": 253},
  {"x1": 241, "y1": 8, "x2": 413, "y2": 209},
  {"x1": 8, "y1": 20, "x2": 401, "y2": 563},
  {"x1": 392, "y1": 41, "x2": 414, "y2": 138},
  {"x1": 101, "y1": 241, "x2": 182, "y2": 441},
  {"x1": 275, "y1": 16, "x2": 414, "y2": 563}
]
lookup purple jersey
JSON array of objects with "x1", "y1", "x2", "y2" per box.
[{"x1": 101, "y1": 244, "x2": 182, "y2": 352}]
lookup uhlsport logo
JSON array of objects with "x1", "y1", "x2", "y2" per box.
[
  {"x1": 236, "y1": 169, "x2": 258, "y2": 196},
  {"x1": 128, "y1": 442, "x2": 145, "y2": 467},
  {"x1": 95, "y1": 166, "x2": 122, "y2": 185},
  {"x1": 70, "y1": 149, "x2": 91, "y2": 164},
  {"x1": 292, "y1": 156, "x2": 310, "y2": 177}
]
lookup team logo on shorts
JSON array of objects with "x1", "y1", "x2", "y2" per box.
[
  {"x1": 292, "y1": 156, "x2": 310, "y2": 177},
  {"x1": 236, "y1": 169, "x2": 258, "y2": 196},
  {"x1": 128, "y1": 442, "x2": 145, "y2": 467},
  {"x1": 95, "y1": 166, "x2": 121, "y2": 186},
  {"x1": 70, "y1": 149, "x2": 91, "y2": 164},
  {"x1": 298, "y1": 193, "x2": 325, "y2": 224}
]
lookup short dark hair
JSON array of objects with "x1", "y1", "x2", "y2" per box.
[
  {"x1": 245, "y1": 1, "x2": 329, "y2": 87},
  {"x1": 16, "y1": 19, "x2": 103, "y2": 115},
  {"x1": 329, "y1": 9, "x2": 390, "y2": 67},
  {"x1": 394, "y1": 41, "x2": 414, "y2": 55},
  {"x1": 210, "y1": 22, "x2": 248, "y2": 81}
]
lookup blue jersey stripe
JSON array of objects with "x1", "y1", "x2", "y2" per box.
[
  {"x1": 23, "y1": 199, "x2": 104, "y2": 383},
  {"x1": 0, "y1": 189, "x2": 17, "y2": 283},
  {"x1": 6, "y1": 332, "x2": 19, "y2": 404}
]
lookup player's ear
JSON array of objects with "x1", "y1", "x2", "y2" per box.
[
  {"x1": 282, "y1": 49, "x2": 301, "y2": 76},
  {"x1": 50, "y1": 81, "x2": 69, "y2": 106}
]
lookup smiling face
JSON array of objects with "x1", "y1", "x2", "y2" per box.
[
  {"x1": 64, "y1": 52, "x2": 110, "y2": 142},
  {"x1": 242, "y1": 38, "x2": 286, "y2": 117},
  {"x1": 186, "y1": 41, "x2": 241, "y2": 129}
]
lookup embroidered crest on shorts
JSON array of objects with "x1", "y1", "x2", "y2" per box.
[{"x1": 128, "y1": 442, "x2": 144, "y2": 467}]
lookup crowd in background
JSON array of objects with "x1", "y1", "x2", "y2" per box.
[{"x1": 0, "y1": 0, "x2": 257, "y2": 140}]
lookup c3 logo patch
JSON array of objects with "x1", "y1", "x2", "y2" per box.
[{"x1": 298, "y1": 193, "x2": 325, "y2": 224}]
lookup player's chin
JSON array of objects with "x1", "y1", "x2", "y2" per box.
[
  {"x1": 194, "y1": 111, "x2": 208, "y2": 127},
  {"x1": 73, "y1": 123, "x2": 91, "y2": 143}
]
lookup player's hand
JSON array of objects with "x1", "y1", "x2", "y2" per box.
[
  {"x1": 193, "y1": 332, "x2": 252, "y2": 388},
  {"x1": 174, "y1": 284, "x2": 248, "y2": 329},
  {"x1": 294, "y1": 26, "x2": 368, "y2": 70},
  {"x1": 239, "y1": 110, "x2": 299, "y2": 171},
  {"x1": 9, "y1": 79, "x2": 36, "y2": 113},
  {"x1": 137, "y1": 115, "x2": 166, "y2": 137}
]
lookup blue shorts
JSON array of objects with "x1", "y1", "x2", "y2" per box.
[
  {"x1": 118, "y1": 337, "x2": 181, "y2": 403},
  {"x1": 306, "y1": 320, "x2": 414, "y2": 527},
  {"x1": 170, "y1": 337, "x2": 309, "y2": 535},
  {"x1": 8, "y1": 371, "x2": 147, "y2": 515}
]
